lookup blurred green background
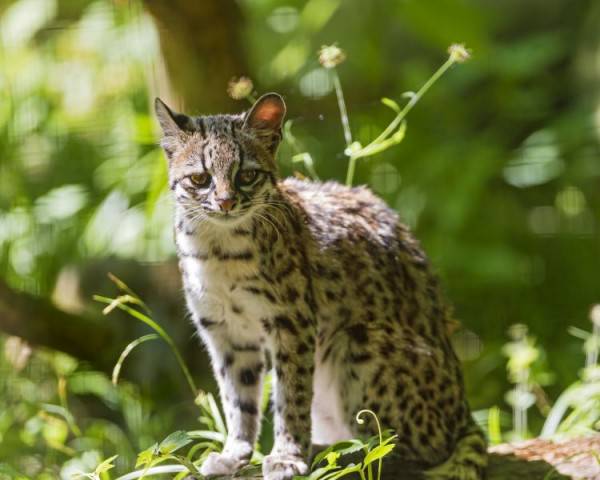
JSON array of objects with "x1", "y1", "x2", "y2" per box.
[{"x1": 1, "y1": 0, "x2": 600, "y2": 477}]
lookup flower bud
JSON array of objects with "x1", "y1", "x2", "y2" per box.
[
  {"x1": 448, "y1": 43, "x2": 471, "y2": 63},
  {"x1": 227, "y1": 76, "x2": 254, "y2": 100},
  {"x1": 318, "y1": 44, "x2": 346, "y2": 69}
]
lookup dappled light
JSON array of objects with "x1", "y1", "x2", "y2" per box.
[{"x1": 1, "y1": 0, "x2": 600, "y2": 478}]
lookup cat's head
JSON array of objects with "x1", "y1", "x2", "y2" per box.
[{"x1": 154, "y1": 93, "x2": 286, "y2": 227}]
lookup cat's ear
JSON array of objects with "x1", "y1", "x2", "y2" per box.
[
  {"x1": 243, "y1": 93, "x2": 286, "y2": 153},
  {"x1": 154, "y1": 97, "x2": 193, "y2": 137}
]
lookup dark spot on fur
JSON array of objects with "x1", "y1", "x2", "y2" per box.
[
  {"x1": 347, "y1": 324, "x2": 369, "y2": 344},
  {"x1": 240, "y1": 367, "x2": 259, "y2": 385},
  {"x1": 237, "y1": 400, "x2": 258, "y2": 415},
  {"x1": 273, "y1": 315, "x2": 297, "y2": 334},
  {"x1": 232, "y1": 303, "x2": 243, "y2": 314}
]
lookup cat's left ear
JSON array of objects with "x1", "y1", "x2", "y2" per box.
[
  {"x1": 154, "y1": 97, "x2": 194, "y2": 137},
  {"x1": 243, "y1": 93, "x2": 286, "y2": 153}
]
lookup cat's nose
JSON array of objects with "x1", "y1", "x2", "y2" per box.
[{"x1": 217, "y1": 197, "x2": 236, "y2": 212}]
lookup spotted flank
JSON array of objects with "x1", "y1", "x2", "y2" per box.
[{"x1": 155, "y1": 93, "x2": 487, "y2": 480}]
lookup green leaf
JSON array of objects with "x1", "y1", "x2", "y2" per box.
[
  {"x1": 378, "y1": 434, "x2": 398, "y2": 448},
  {"x1": 308, "y1": 464, "x2": 339, "y2": 480},
  {"x1": 320, "y1": 463, "x2": 362, "y2": 480},
  {"x1": 95, "y1": 455, "x2": 118, "y2": 475},
  {"x1": 40, "y1": 403, "x2": 81, "y2": 436},
  {"x1": 325, "y1": 451, "x2": 340, "y2": 466},
  {"x1": 158, "y1": 431, "x2": 193, "y2": 455},
  {"x1": 261, "y1": 372, "x2": 273, "y2": 415},
  {"x1": 381, "y1": 97, "x2": 400, "y2": 113},
  {"x1": 136, "y1": 443, "x2": 158, "y2": 468},
  {"x1": 363, "y1": 443, "x2": 395, "y2": 466},
  {"x1": 312, "y1": 440, "x2": 364, "y2": 468},
  {"x1": 41, "y1": 415, "x2": 69, "y2": 448}
]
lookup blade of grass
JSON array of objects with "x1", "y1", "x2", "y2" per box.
[
  {"x1": 115, "y1": 465, "x2": 188, "y2": 480},
  {"x1": 113, "y1": 334, "x2": 160, "y2": 385},
  {"x1": 94, "y1": 295, "x2": 197, "y2": 397},
  {"x1": 206, "y1": 392, "x2": 227, "y2": 435},
  {"x1": 107, "y1": 273, "x2": 151, "y2": 314}
]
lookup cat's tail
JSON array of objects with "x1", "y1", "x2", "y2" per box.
[{"x1": 424, "y1": 420, "x2": 488, "y2": 480}]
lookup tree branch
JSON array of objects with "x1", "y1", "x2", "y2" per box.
[{"x1": 0, "y1": 279, "x2": 122, "y2": 370}]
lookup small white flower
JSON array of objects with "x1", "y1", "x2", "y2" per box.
[
  {"x1": 318, "y1": 44, "x2": 346, "y2": 69},
  {"x1": 227, "y1": 76, "x2": 254, "y2": 100},
  {"x1": 448, "y1": 43, "x2": 471, "y2": 63}
]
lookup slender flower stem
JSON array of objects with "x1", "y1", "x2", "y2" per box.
[
  {"x1": 346, "y1": 155, "x2": 358, "y2": 186},
  {"x1": 356, "y1": 409, "x2": 384, "y2": 480},
  {"x1": 367, "y1": 56, "x2": 456, "y2": 149},
  {"x1": 332, "y1": 69, "x2": 353, "y2": 148},
  {"x1": 345, "y1": 55, "x2": 459, "y2": 187}
]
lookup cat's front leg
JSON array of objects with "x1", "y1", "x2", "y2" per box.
[
  {"x1": 263, "y1": 311, "x2": 315, "y2": 480},
  {"x1": 197, "y1": 324, "x2": 265, "y2": 478}
]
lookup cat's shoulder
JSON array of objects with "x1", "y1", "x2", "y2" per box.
[{"x1": 279, "y1": 177, "x2": 393, "y2": 216}]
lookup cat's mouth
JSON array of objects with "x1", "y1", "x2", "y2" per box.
[{"x1": 205, "y1": 208, "x2": 251, "y2": 226}]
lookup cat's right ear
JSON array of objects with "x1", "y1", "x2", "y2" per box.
[{"x1": 154, "y1": 98, "x2": 193, "y2": 137}]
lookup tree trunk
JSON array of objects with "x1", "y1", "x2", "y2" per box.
[{"x1": 143, "y1": 0, "x2": 249, "y2": 113}]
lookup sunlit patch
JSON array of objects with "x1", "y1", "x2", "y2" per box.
[
  {"x1": 270, "y1": 40, "x2": 309, "y2": 80},
  {"x1": 34, "y1": 184, "x2": 89, "y2": 222},
  {"x1": 266, "y1": 6, "x2": 299, "y2": 34},
  {"x1": 452, "y1": 328, "x2": 483, "y2": 362},
  {"x1": 394, "y1": 186, "x2": 426, "y2": 229},
  {"x1": 503, "y1": 130, "x2": 564, "y2": 188},
  {"x1": 0, "y1": 0, "x2": 56, "y2": 49},
  {"x1": 528, "y1": 206, "x2": 559, "y2": 236},
  {"x1": 370, "y1": 162, "x2": 400, "y2": 195},
  {"x1": 299, "y1": 67, "x2": 333, "y2": 98},
  {"x1": 555, "y1": 185, "x2": 585, "y2": 217}
]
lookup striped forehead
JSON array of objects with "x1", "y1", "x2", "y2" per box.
[
  {"x1": 203, "y1": 135, "x2": 242, "y2": 172},
  {"x1": 191, "y1": 115, "x2": 260, "y2": 171},
  {"x1": 195, "y1": 114, "x2": 242, "y2": 136}
]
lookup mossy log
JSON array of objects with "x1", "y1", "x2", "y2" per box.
[{"x1": 189, "y1": 436, "x2": 600, "y2": 480}]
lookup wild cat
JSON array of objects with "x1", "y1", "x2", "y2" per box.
[{"x1": 154, "y1": 93, "x2": 487, "y2": 480}]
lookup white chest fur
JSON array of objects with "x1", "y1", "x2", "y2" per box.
[{"x1": 176, "y1": 227, "x2": 275, "y2": 345}]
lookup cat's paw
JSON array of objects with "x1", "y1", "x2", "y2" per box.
[
  {"x1": 262, "y1": 453, "x2": 308, "y2": 480},
  {"x1": 200, "y1": 451, "x2": 249, "y2": 478}
]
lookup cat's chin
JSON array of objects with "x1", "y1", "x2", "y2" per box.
[{"x1": 205, "y1": 211, "x2": 250, "y2": 228}]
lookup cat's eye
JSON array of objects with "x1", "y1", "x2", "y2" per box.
[
  {"x1": 189, "y1": 173, "x2": 211, "y2": 188},
  {"x1": 238, "y1": 169, "x2": 259, "y2": 186}
]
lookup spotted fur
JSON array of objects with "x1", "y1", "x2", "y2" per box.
[{"x1": 155, "y1": 94, "x2": 487, "y2": 480}]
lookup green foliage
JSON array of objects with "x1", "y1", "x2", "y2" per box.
[
  {"x1": 0, "y1": 0, "x2": 170, "y2": 296},
  {"x1": 316, "y1": 43, "x2": 470, "y2": 186},
  {"x1": 299, "y1": 411, "x2": 397, "y2": 480},
  {"x1": 2, "y1": 0, "x2": 600, "y2": 477},
  {"x1": 478, "y1": 310, "x2": 600, "y2": 444},
  {"x1": 0, "y1": 334, "x2": 166, "y2": 478},
  {"x1": 94, "y1": 274, "x2": 198, "y2": 397},
  {"x1": 540, "y1": 311, "x2": 600, "y2": 439}
]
